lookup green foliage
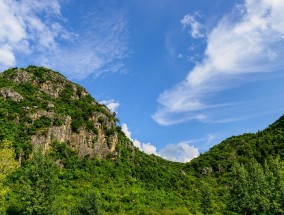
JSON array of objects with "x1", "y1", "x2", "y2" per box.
[
  {"x1": 60, "y1": 83, "x2": 74, "y2": 102},
  {"x1": 33, "y1": 116, "x2": 52, "y2": 129},
  {"x1": 2, "y1": 66, "x2": 284, "y2": 214},
  {"x1": 33, "y1": 67, "x2": 46, "y2": 83},
  {"x1": 10, "y1": 149, "x2": 59, "y2": 215},
  {"x1": 0, "y1": 140, "x2": 19, "y2": 214},
  {"x1": 71, "y1": 192, "x2": 100, "y2": 215},
  {"x1": 200, "y1": 188, "x2": 212, "y2": 214},
  {"x1": 187, "y1": 125, "x2": 284, "y2": 177},
  {"x1": 228, "y1": 158, "x2": 284, "y2": 214},
  {"x1": 0, "y1": 66, "x2": 119, "y2": 157},
  {"x1": 53, "y1": 115, "x2": 64, "y2": 126},
  {"x1": 86, "y1": 120, "x2": 98, "y2": 134},
  {"x1": 71, "y1": 116, "x2": 83, "y2": 133}
]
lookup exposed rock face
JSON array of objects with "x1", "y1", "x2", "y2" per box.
[
  {"x1": 202, "y1": 167, "x2": 213, "y2": 175},
  {"x1": 4, "y1": 67, "x2": 88, "y2": 99},
  {"x1": 7, "y1": 68, "x2": 33, "y2": 83},
  {"x1": 1, "y1": 66, "x2": 119, "y2": 158},
  {"x1": 30, "y1": 115, "x2": 118, "y2": 158},
  {"x1": 39, "y1": 80, "x2": 65, "y2": 98},
  {"x1": 0, "y1": 88, "x2": 23, "y2": 101}
]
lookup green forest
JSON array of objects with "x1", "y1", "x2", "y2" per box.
[{"x1": 1, "y1": 66, "x2": 284, "y2": 214}]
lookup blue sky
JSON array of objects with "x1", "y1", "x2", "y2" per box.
[{"x1": 1, "y1": 0, "x2": 284, "y2": 162}]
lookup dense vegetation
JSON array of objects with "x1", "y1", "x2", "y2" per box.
[{"x1": 1, "y1": 66, "x2": 284, "y2": 214}]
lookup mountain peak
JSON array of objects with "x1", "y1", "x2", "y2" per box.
[
  {"x1": 0, "y1": 66, "x2": 119, "y2": 158},
  {"x1": 2, "y1": 66, "x2": 80, "y2": 99}
]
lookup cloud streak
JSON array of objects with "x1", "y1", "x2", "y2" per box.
[
  {"x1": 181, "y1": 13, "x2": 206, "y2": 39},
  {"x1": 46, "y1": 7, "x2": 129, "y2": 79},
  {"x1": 153, "y1": 0, "x2": 284, "y2": 126}
]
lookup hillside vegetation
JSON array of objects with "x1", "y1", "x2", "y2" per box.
[{"x1": 0, "y1": 66, "x2": 284, "y2": 214}]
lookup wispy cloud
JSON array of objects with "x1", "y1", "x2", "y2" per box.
[
  {"x1": 153, "y1": 0, "x2": 284, "y2": 126},
  {"x1": 0, "y1": 0, "x2": 66, "y2": 69},
  {"x1": 0, "y1": 0, "x2": 129, "y2": 79},
  {"x1": 121, "y1": 123, "x2": 200, "y2": 162},
  {"x1": 46, "y1": 7, "x2": 129, "y2": 79},
  {"x1": 181, "y1": 12, "x2": 206, "y2": 39}
]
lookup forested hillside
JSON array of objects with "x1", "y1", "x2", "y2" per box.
[{"x1": 0, "y1": 66, "x2": 284, "y2": 214}]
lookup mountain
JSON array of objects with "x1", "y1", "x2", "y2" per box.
[
  {"x1": 186, "y1": 115, "x2": 284, "y2": 177},
  {"x1": 0, "y1": 66, "x2": 119, "y2": 159},
  {"x1": 0, "y1": 66, "x2": 284, "y2": 215}
]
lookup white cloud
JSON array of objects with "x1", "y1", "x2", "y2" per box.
[
  {"x1": 0, "y1": 0, "x2": 129, "y2": 79},
  {"x1": 121, "y1": 123, "x2": 199, "y2": 162},
  {"x1": 0, "y1": 45, "x2": 15, "y2": 67},
  {"x1": 100, "y1": 99, "x2": 120, "y2": 113},
  {"x1": 121, "y1": 123, "x2": 159, "y2": 155},
  {"x1": 153, "y1": 0, "x2": 284, "y2": 126},
  {"x1": 141, "y1": 143, "x2": 159, "y2": 155},
  {"x1": 160, "y1": 141, "x2": 200, "y2": 163},
  {"x1": 0, "y1": 0, "x2": 70, "y2": 70},
  {"x1": 181, "y1": 13, "x2": 206, "y2": 39},
  {"x1": 121, "y1": 123, "x2": 132, "y2": 140}
]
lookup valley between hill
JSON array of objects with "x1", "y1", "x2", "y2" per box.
[{"x1": 1, "y1": 66, "x2": 284, "y2": 214}]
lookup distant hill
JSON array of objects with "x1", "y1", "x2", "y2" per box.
[
  {"x1": 186, "y1": 114, "x2": 284, "y2": 177},
  {"x1": 0, "y1": 66, "x2": 284, "y2": 214}
]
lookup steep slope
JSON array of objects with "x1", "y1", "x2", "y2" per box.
[
  {"x1": 1, "y1": 66, "x2": 284, "y2": 215},
  {"x1": 186, "y1": 115, "x2": 284, "y2": 177},
  {"x1": 0, "y1": 66, "x2": 118, "y2": 158},
  {"x1": 1, "y1": 66, "x2": 202, "y2": 214}
]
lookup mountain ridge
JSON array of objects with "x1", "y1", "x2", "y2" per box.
[
  {"x1": 1, "y1": 66, "x2": 284, "y2": 214},
  {"x1": 0, "y1": 66, "x2": 120, "y2": 159}
]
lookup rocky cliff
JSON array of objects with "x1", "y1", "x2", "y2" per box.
[{"x1": 0, "y1": 66, "x2": 118, "y2": 158}]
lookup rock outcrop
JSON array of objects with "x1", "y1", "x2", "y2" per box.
[
  {"x1": 0, "y1": 88, "x2": 23, "y2": 101},
  {"x1": 0, "y1": 66, "x2": 119, "y2": 158},
  {"x1": 30, "y1": 113, "x2": 118, "y2": 158}
]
